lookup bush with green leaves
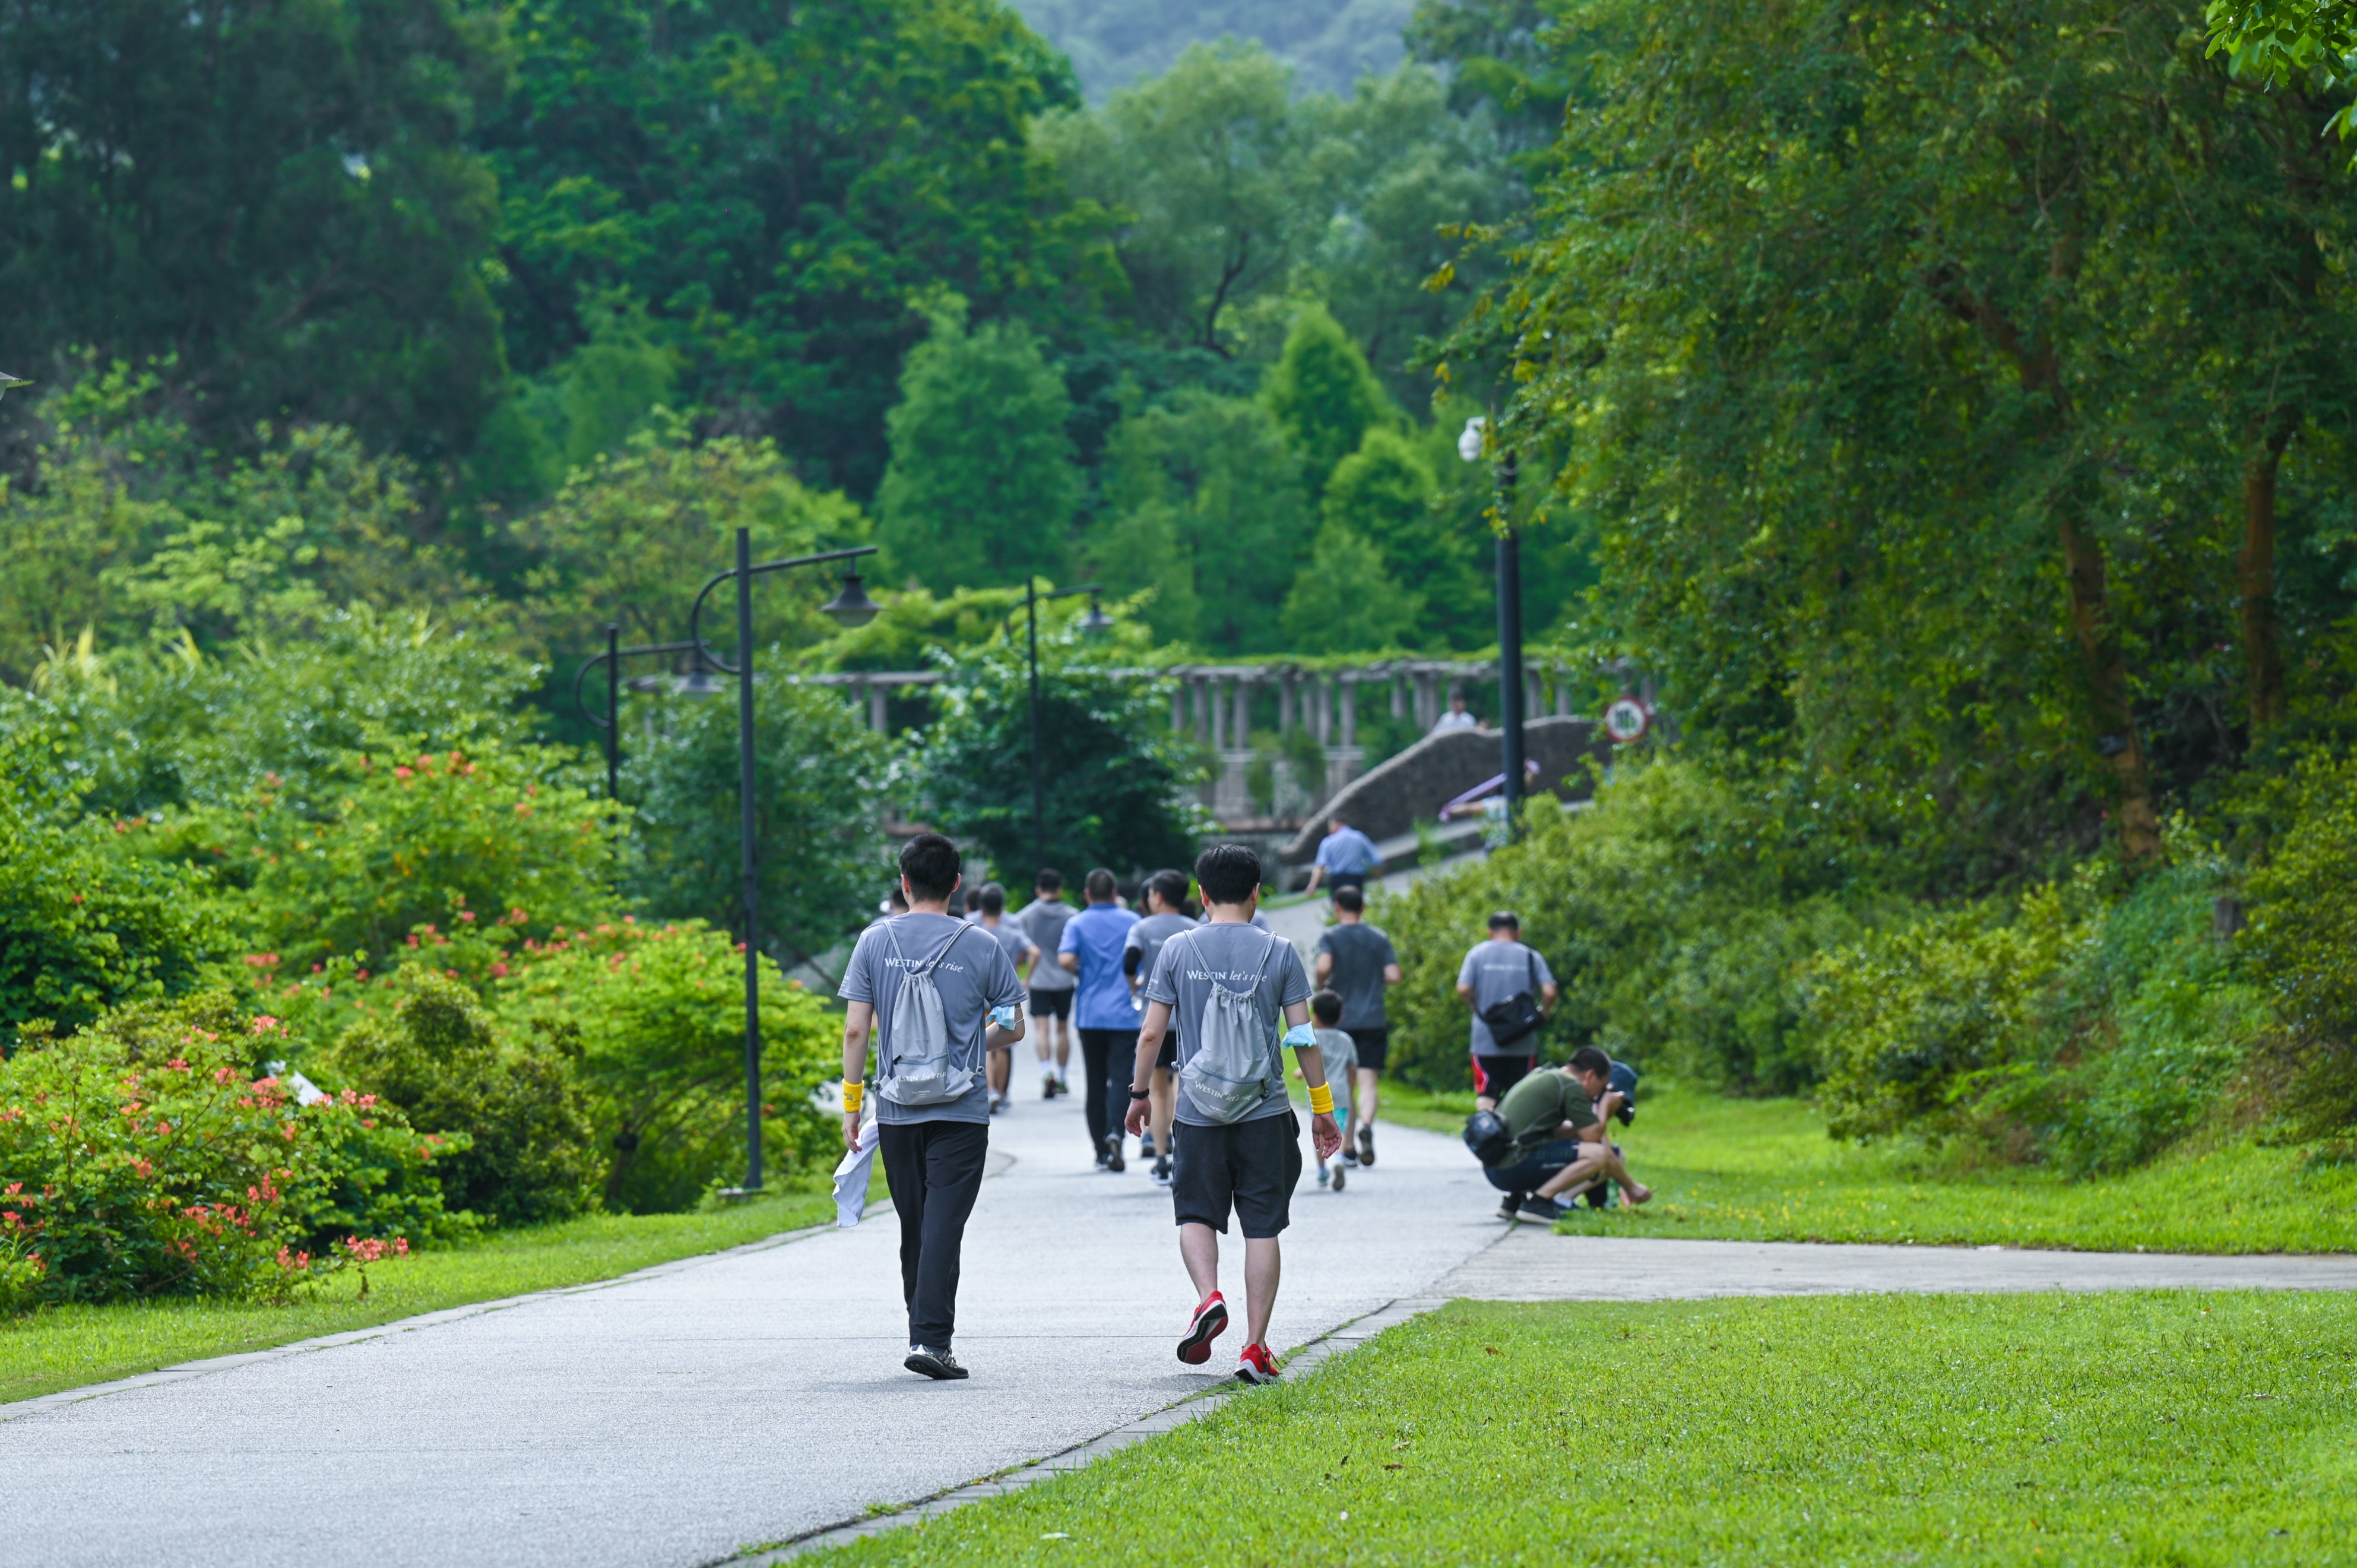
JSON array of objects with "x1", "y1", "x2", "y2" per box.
[
  {"x1": 0, "y1": 992, "x2": 458, "y2": 1310},
  {"x1": 623, "y1": 673, "x2": 894, "y2": 967},
  {"x1": 0, "y1": 729, "x2": 227, "y2": 1037},
  {"x1": 914, "y1": 625, "x2": 1209, "y2": 880},
  {"x1": 490, "y1": 919, "x2": 842, "y2": 1213},
  {"x1": 2244, "y1": 750, "x2": 2357, "y2": 1149},
  {"x1": 1377, "y1": 759, "x2": 1868, "y2": 1095},
  {"x1": 180, "y1": 739, "x2": 619, "y2": 971},
  {"x1": 321, "y1": 969, "x2": 601, "y2": 1229}
]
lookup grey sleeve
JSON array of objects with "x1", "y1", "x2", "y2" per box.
[
  {"x1": 985, "y1": 942, "x2": 1026, "y2": 1011},
  {"x1": 1456, "y1": 946, "x2": 1481, "y2": 988},
  {"x1": 838, "y1": 930, "x2": 876, "y2": 1003},
  {"x1": 1529, "y1": 948, "x2": 1558, "y2": 988},
  {"x1": 1377, "y1": 932, "x2": 1398, "y2": 968},
  {"x1": 1143, "y1": 937, "x2": 1184, "y2": 1005}
]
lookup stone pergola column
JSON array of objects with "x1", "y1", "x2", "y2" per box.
[
  {"x1": 1525, "y1": 667, "x2": 1544, "y2": 726},
  {"x1": 1231, "y1": 674, "x2": 1254, "y2": 749},
  {"x1": 1389, "y1": 671, "x2": 1405, "y2": 719},
  {"x1": 1311, "y1": 676, "x2": 1332, "y2": 746},
  {"x1": 1338, "y1": 671, "x2": 1358, "y2": 749},
  {"x1": 1171, "y1": 682, "x2": 1187, "y2": 731},
  {"x1": 1191, "y1": 676, "x2": 1211, "y2": 746},
  {"x1": 1413, "y1": 669, "x2": 1437, "y2": 730},
  {"x1": 1278, "y1": 671, "x2": 1297, "y2": 735},
  {"x1": 1554, "y1": 667, "x2": 1573, "y2": 716},
  {"x1": 868, "y1": 679, "x2": 889, "y2": 734}
]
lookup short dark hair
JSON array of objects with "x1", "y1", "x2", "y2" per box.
[
  {"x1": 1035, "y1": 867, "x2": 1063, "y2": 894},
  {"x1": 1568, "y1": 1046, "x2": 1611, "y2": 1076},
  {"x1": 899, "y1": 833, "x2": 962, "y2": 902},
  {"x1": 887, "y1": 884, "x2": 909, "y2": 912},
  {"x1": 1332, "y1": 885, "x2": 1364, "y2": 915},
  {"x1": 1487, "y1": 910, "x2": 1520, "y2": 931},
  {"x1": 964, "y1": 886, "x2": 984, "y2": 913},
  {"x1": 1146, "y1": 868, "x2": 1190, "y2": 910},
  {"x1": 1195, "y1": 843, "x2": 1263, "y2": 906},
  {"x1": 980, "y1": 882, "x2": 1006, "y2": 916},
  {"x1": 1084, "y1": 867, "x2": 1119, "y2": 901},
  {"x1": 1310, "y1": 989, "x2": 1344, "y2": 1025}
]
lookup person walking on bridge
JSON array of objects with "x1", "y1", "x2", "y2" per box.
[{"x1": 1303, "y1": 816, "x2": 1382, "y2": 897}]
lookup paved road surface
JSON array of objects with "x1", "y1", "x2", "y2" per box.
[{"x1": 4, "y1": 1095, "x2": 2348, "y2": 1568}]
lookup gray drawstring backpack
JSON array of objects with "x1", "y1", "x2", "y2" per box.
[
  {"x1": 1176, "y1": 927, "x2": 1285, "y2": 1123},
  {"x1": 876, "y1": 921, "x2": 979, "y2": 1107}
]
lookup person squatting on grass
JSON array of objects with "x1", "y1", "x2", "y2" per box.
[
  {"x1": 839, "y1": 834, "x2": 1028, "y2": 1381},
  {"x1": 1126, "y1": 843, "x2": 1344, "y2": 1385},
  {"x1": 1485, "y1": 1046, "x2": 1653, "y2": 1223}
]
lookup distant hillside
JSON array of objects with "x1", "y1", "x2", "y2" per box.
[{"x1": 1012, "y1": 0, "x2": 1414, "y2": 97}]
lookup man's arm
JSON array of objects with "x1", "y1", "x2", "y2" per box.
[
  {"x1": 1540, "y1": 981, "x2": 1560, "y2": 1014},
  {"x1": 1314, "y1": 951, "x2": 1335, "y2": 984},
  {"x1": 1457, "y1": 981, "x2": 1477, "y2": 1005},
  {"x1": 1383, "y1": 962, "x2": 1402, "y2": 986},
  {"x1": 1123, "y1": 1000, "x2": 1174, "y2": 1135},
  {"x1": 1305, "y1": 864, "x2": 1325, "y2": 893},
  {"x1": 1291, "y1": 1024, "x2": 1342, "y2": 1161},
  {"x1": 840, "y1": 1001, "x2": 875, "y2": 1151},
  {"x1": 1058, "y1": 950, "x2": 1079, "y2": 973}
]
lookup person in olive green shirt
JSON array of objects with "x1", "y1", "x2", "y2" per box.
[{"x1": 1487, "y1": 1046, "x2": 1653, "y2": 1223}]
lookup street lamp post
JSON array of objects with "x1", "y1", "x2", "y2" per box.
[
  {"x1": 1013, "y1": 579, "x2": 1112, "y2": 873},
  {"x1": 571, "y1": 627, "x2": 713, "y2": 800},
  {"x1": 686, "y1": 533, "x2": 881, "y2": 1192},
  {"x1": 1459, "y1": 417, "x2": 1525, "y2": 833}
]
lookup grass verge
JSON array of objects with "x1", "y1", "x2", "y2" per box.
[
  {"x1": 1365, "y1": 1083, "x2": 2357, "y2": 1253},
  {"x1": 0, "y1": 1177, "x2": 838, "y2": 1405},
  {"x1": 807, "y1": 1291, "x2": 2356, "y2": 1567}
]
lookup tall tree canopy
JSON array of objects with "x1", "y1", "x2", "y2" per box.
[
  {"x1": 479, "y1": 0, "x2": 1110, "y2": 498},
  {"x1": 0, "y1": 0, "x2": 509, "y2": 458}
]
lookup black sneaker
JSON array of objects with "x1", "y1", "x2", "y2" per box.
[
  {"x1": 1103, "y1": 1134, "x2": 1126, "y2": 1173},
  {"x1": 1330, "y1": 1161, "x2": 1347, "y2": 1192},
  {"x1": 905, "y1": 1346, "x2": 968, "y2": 1380},
  {"x1": 1043, "y1": 1073, "x2": 1058, "y2": 1099},
  {"x1": 1138, "y1": 1131, "x2": 1156, "y2": 1158},
  {"x1": 1496, "y1": 1190, "x2": 1526, "y2": 1221},
  {"x1": 1358, "y1": 1126, "x2": 1376, "y2": 1167},
  {"x1": 1152, "y1": 1154, "x2": 1173, "y2": 1186},
  {"x1": 1520, "y1": 1196, "x2": 1572, "y2": 1223}
]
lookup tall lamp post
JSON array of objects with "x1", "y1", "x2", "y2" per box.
[
  {"x1": 688, "y1": 533, "x2": 882, "y2": 1192},
  {"x1": 1012, "y1": 578, "x2": 1113, "y2": 873},
  {"x1": 1459, "y1": 416, "x2": 1525, "y2": 833},
  {"x1": 571, "y1": 628, "x2": 715, "y2": 800}
]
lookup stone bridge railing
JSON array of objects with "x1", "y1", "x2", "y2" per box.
[{"x1": 772, "y1": 657, "x2": 1585, "y2": 829}]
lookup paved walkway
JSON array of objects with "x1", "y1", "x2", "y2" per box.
[{"x1": 5, "y1": 1097, "x2": 2349, "y2": 1568}]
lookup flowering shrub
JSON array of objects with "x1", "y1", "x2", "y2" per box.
[
  {"x1": 0, "y1": 992, "x2": 458, "y2": 1309},
  {"x1": 176, "y1": 739, "x2": 619, "y2": 970}
]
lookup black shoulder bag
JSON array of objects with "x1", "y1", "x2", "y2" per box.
[{"x1": 1479, "y1": 947, "x2": 1545, "y2": 1050}]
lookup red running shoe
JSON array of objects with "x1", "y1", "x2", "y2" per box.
[
  {"x1": 1235, "y1": 1342, "x2": 1279, "y2": 1385},
  {"x1": 1176, "y1": 1291, "x2": 1228, "y2": 1364}
]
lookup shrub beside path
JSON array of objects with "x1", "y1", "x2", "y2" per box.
[{"x1": 2, "y1": 1096, "x2": 2348, "y2": 1568}]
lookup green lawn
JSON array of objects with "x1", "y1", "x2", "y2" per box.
[
  {"x1": 807, "y1": 1291, "x2": 2357, "y2": 1567},
  {"x1": 0, "y1": 1179, "x2": 839, "y2": 1405},
  {"x1": 1367, "y1": 1082, "x2": 2357, "y2": 1253}
]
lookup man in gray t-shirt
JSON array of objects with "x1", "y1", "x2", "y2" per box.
[
  {"x1": 1013, "y1": 872, "x2": 1075, "y2": 1098},
  {"x1": 975, "y1": 883, "x2": 1038, "y2": 1113},
  {"x1": 1126, "y1": 844, "x2": 1341, "y2": 1386},
  {"x1": 838, "y1": 834, "x2": 1027, "y2": 1382},
  {"x1": 1456, "y1": 910, "x2": 1560, "y2": 1109},
  {"x1": 1122, "y1": 868, "x2": 1198, "y2": 1183}
]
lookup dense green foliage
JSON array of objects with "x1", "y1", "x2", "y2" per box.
[
  {"x1": 1015, "y1": 0, "x2": 1411, "y2": 96},
  {"x1": 914, "y1": 616, "x2": 1208, "y2": 880}
]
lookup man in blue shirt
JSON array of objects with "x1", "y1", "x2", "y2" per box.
[
  {"x1": 1304, "y1": 816, "x2": 1383, "y2": 897},
  {"x1": 1059, "y1": 866, "x2": 1142, "y2": 1170}
]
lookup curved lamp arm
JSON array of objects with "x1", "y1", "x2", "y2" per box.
[
  {"x1": 572, "y1": 638, "x2": 704, "y2": 728},
  {"x1": 688, "y1": 544, "x2": 879, "y2": 676}
]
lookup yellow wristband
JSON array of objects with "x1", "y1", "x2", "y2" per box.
[
  {"x1": 1307, "y1": 1083, "x2": 1335, "y2": 1116},
  {"x1": 842, "y1": 1081, "x2": 864, "y2": 1116}
]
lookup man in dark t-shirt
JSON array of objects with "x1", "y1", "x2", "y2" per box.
[{"x1": 1312, "y1": 885, "x2": 1399, "y2": 1169}]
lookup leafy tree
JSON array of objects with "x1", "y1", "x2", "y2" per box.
[
  {"x1": 513, "y1": 420, "x2": 869, "y2": 667},
  {"x1": 1279, "y1": 521, "x2": 1422, "y2": 652},
  {"x1": 622, "y1": 674, "x2": 894, "y2": 967},
  {"x1": 467, "y1": 296, "x2": 681, "y2": 507},
  {"x1": 0, "y1": 0, "x2": 508, "y2": 457},
  {"x1": 1320, "y1": 426, "x2": 1489, "y2": 648},
  {"x1": 914, "y1": 622, "x2": 1207, "y2": 879},
  {"x1": 480, "y1": 0, "x2": 1106, "y2": 498},
  {"x1": 1041, "y1": 40, "x2": 1314, "y2": 356},
  {"x1": 1018, "y1": 0, "x2": 1414, "y2": 96},
  {"x1": 876, "y1": 307, "x2": 1081, "y2": 593},
  {"x1": 1263, "y1": 306, "x2": 1399, "y2": 494},
  {"x1": 1087, "y1": 391, "x2": 1314, "y2": 651}
]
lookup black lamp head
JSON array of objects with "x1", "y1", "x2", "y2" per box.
[{"x1": 820, "y1": 569, "x2": 882, "y2": 629}]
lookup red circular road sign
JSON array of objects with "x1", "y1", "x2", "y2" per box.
[{"x1": 1604, "y1": 697, "x2": 1651, "y2": 744}]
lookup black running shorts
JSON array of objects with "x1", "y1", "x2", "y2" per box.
[
  {"x1": 1345, "y1": 1027, "x2": 1389, "y2": 1073},
  {"x1": 1155, "y1": 1031, "x2": 1178, "y2": 1071},
  {"x1": 1028, "y1": 989, "x2": 1072, "y2": 1021},
  {"x1": 1170, "y1": 1112, "x2": 1303, "y2": 1239}
]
